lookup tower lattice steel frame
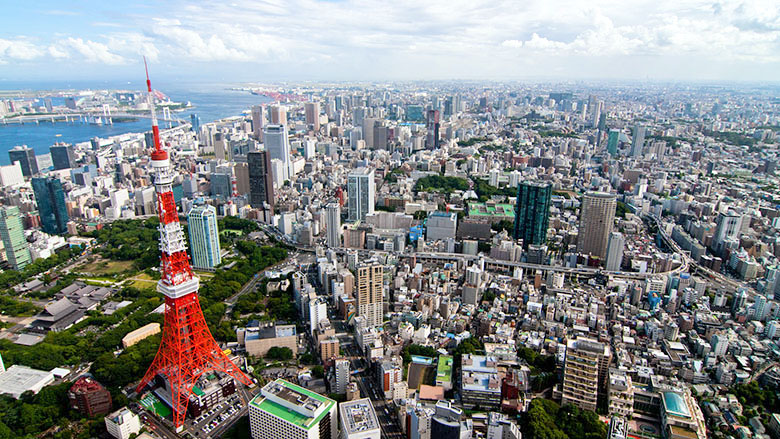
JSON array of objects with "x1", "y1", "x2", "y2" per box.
[{"x1": 135, "y1": 60, "x2": 252, "y2": 431}]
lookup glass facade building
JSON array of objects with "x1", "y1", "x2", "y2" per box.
[
  {"x1": 513, "y1": 181, "x2": 552, "y2": 248},
  {"x1": 32, "y1": 177, "x2": 69, "y2": 235}
]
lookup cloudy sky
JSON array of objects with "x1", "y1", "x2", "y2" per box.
[{"x1": 1, "y1": 0, "x2": 778, "y2": 83}]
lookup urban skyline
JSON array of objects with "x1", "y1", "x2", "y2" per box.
[{"x1": 0, "y1": 3, "x2": 779, "y2": 439}]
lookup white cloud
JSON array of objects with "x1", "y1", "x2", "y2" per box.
[
  {"x1": 501, "y1": 40, "x2": 523, "y2": 48},
  {"x1": 0, "y1": 38, "x2": 44, "y2": 62},
  {"x1": 1, "y1": 0, "x2": 779, "y2": 79},
  {"x1": 53, "y1": 38, "x2": 127, "y2": 65}
]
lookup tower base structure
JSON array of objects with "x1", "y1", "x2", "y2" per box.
[{"x1": 136, "y1": 290, "x2": 253, "y2": 429}]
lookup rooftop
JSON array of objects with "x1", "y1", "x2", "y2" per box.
[
  {"x1": 250, "y1": 379, "x2": 334, "y2": 430},
  {"x1": 468, "y1": 202, "x2": 515, "y2": 218},
  {"x1": 339, "y1": 398, "x2": 380, "y2": 435},
  {"x1": 437, "y1": 355, "x2": 453, "y2": 382},
  {"x1": 0, "y1": 365, "x2": 54, "y2": 399},
  {"x1": 663, "y1": 391, "x2": 692, "y2": 419}
]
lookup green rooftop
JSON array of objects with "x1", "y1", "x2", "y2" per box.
[
  {"x1": 139, "y1": 393, "x2": 172, "y2": 419},
  {"x1": 437, "y1": 355, "x2": 453, "y2": 382},
  {"x1": 250, "y1": 379, "x2": 335, "y2": 430},
  {"x1": 468, "y1": 202, "x2": 515, "y2": 218},
  {"x1": 192, "y1": 385, "x2": 205, "y2": 396}
]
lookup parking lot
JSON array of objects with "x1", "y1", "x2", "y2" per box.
[{"x1": 185, "y1": 393, "x2": 245, "y2": 438}]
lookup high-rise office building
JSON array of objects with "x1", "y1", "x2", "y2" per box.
[
  {"x1": 362, "y1": 118, "x2": 377, "y2": 149},
  {"x1": 0, "y1": 206, "x2": 31, "y2": 270},
  {"x1": 347, "y1": 168, "x2": 375, "y2": 222},
  {"x1": 187, "y1": 204, "x2": 221, "y2": 270},
  {"x1": 269, "y1": 105, "x2": 287, "y2": 125},
  {"x1": 210, "y1": 172, "x2": 233, "y2": 199},
  {"x1": 486, "y1": 412, "x2": 521, "y2": 439},
  {"x1": 357, "y1": 263, "x2": 383, "y2": 327},
  {"x1": 373, "y1": 122, "x2": 388, "y2": 150},
  {"x1": 431, "y1": 400, "x2": 472, "y2": 439},
  {"x1": 631, "y1": 124, "x2": 646, "y2": 157},
  {"x1": 577, "y1": 192, "x2": 616, "y2": 260},
  {"x1": 248, "y1": 151, "x2": 275, "y2": 211},
  {"x1": 339, "y1": 398, "x2": 380, "y2": 439},
  {"x1": 712, "y1": 211, "x2": 742, "y2": 253},
  {"x1": 263, "y1": 124, "x2": 291, "y2": 181},
  {"x1": 251, "y1": 105, "x2": 265, "y2": 140},
  {"x1": 32, "y1": 177, "x2": 69, "y2": 235},
  {"x1": 50, "y1": 144, "x2": 76, "y2": 170},
  {"x1": 605, "y1": 232, "x2": 625, "y2": 271},
  {"x1": 607, "y1": 129, "x2": 620, "y2": 156},
  {"x1": 325, "y1": 203, "x2": 341, "y2": 248},
  {"x1": 334, "y1": 358, "x2": 350, "y2": 395},
  {"x1": 561, "y1": 337, "x2": 611, "y2": 412},
  {"x1": 426, "y1": 109, "x2": 440, "y2": 149},
  {"x1": 305, "y1": 102, "x2": 320, "y2": 131},
  {"x1": 513, "y1": 181, "x2": 552, "y2": 248},
  {"x1": 190, "y1": 113, "x2": 201, "y2": 132},
  {"x1": 587, "y1": 96, "x2": 602, "y2": 128},
  {"x1": 0, "y1": 162, "x2": 24, "y2": 188},
  {"x1": 248, "y1": 379, "x2": 337, "y2": 439},
  {"x1": 353, "y1": 107, "x2": 366, "y2": 127},
  {"x1": 8, "y1": 145, "x2": 38, "y2": 177}
]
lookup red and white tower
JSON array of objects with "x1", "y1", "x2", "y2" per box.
[{"x1": 136, "y1": 60, "x2": 252, "y2": 431}]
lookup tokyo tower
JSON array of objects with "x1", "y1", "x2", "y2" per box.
[{"x1": 136, "y1": 60, "x2": 252, "y2": 431}]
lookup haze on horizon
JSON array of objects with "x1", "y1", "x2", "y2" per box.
[{"x1": 0, "y1": 0, "x2": 778, "y2": 84}]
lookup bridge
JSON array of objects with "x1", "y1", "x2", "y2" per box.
[{"x1": 1, "y1": 109, "x2": 186, "y2": 125}]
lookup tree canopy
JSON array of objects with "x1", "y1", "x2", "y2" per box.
[
  {"x1": 414, "y1": 175, "x2": 469, "y2": 194},
  {"x1": 523, "y1": 399, "x2": 607, "y2": 439}
]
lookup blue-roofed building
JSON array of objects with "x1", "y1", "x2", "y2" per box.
[
  {"x1": 648, "y1": 291, "x2": 662, "y2": 309},
  {"x1": 409, "y1": 225, "x2": 424, "y2": 242},
  {"x1": 460, "y1": 354, "x2": 501, "y2": 409}
]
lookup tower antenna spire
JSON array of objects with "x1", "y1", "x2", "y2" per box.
[{"x1": 143, "y1": 56, "x2": 163, "y2": 154}]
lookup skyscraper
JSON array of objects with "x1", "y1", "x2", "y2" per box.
[
  {"x1": 605, "y1": 232, "x2": 625, "y2": 271},
  {"x1": 0, "y1": 206, "x2": 31, "y2": 270},
  {"x1": 325, "y1": 203, "x2": 341, "y2": 248},
  {"x1": 187, "y1": 204, "x2": 221, "y2": 270},
  {"x1": 248, "y1": 150, "x2": 275, "y2": 211},
  {"x1": 305, "y1": 102, "x2": 320, "y2": 131},
  {"x1": 426, "y1": 109, "x2": 440, "y2": 149},
  {"x1": 357, "y1": 263, "x2": 383, "y2": 327},
  {"x1": 334, "y1": 359, "x2": 350, "y2": 395},
  {"x1": 32, "y1": 177, "x2": 69, "y2": 235},
  {"x1": 607, "y1": 129, "x2": 620, "y2": 156},
  {"x1": 513, "y1": 181, "x2": 552, "y2": 248},
  {"x1": 712, "y1": 211, "x2": 742, "y2": 254},
  {"x1": 210, "y1": 172, "x2": 233, "y2": 199},
  {"x1": 50, "y1": 144, "x2": 76, "y2": 170},
  {"x1": 251, "y1": 105, "x2": 265, "y2": 140},
  {"x1": 362, "y1": 117, "x2": 377, "y2": 149},
  {"x1": 248, "y1": 379, "x2": 337, "y2": 439},
  {"x1": 577, "y1": 192, "x2": 616, "y2": 260},
  {"x1": 8, "y1": 145, "x2": 38, "y2": 177},
  {"x1": 263, "y1": 124, "x2": 291, "y2": 180},
  {"x1": 347, "y1": 168, "x2": 375, "y2": 222},
  {"x1": 631, "y1": 124, "x2": 646, "y2": 157},
  {"x1": 269, "y1": 105, "x2": 287, "y2": 125},
  {"x1": 190, "y1": 113, "x2": 201, "y2": 132}
]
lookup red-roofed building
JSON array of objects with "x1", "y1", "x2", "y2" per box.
[{"x1": 68, "y1": 376, "x2": 112, "y2": 416}]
